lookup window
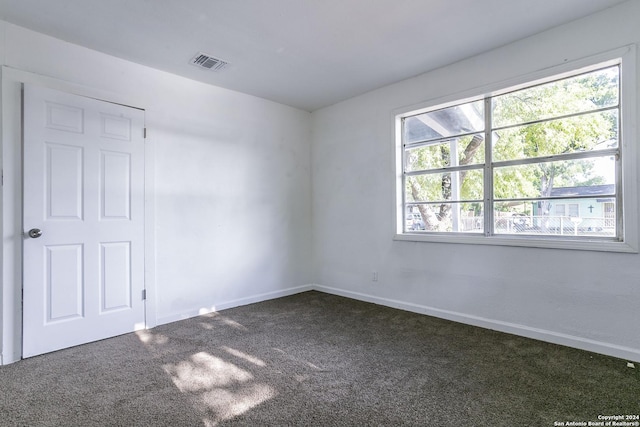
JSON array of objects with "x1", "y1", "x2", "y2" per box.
[
  {"x1": 396, "y1": 52, "x2": 637, "y2": 252},
  {"x1": 604, "y1": 202, "x2": 616, "y2": 228},
  {"x1": 568, "y1": 204, "x2": 580, "y2": 218}
]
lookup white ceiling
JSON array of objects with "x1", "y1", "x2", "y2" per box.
[{"x1": 0, "y1": 0, "x2": 630, "y2": 111}]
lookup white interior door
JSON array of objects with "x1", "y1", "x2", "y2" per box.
[{"x1": 22, "y1": 84, "x2": 146, "y2": 358}]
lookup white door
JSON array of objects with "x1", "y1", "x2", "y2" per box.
[{"x1": 22, "y1": 85, "x2": 146, "y2": 357}]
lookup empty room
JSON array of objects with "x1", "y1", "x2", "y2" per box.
[{"x1": 1, "y1": 1, "x2": 639, "y2": 425}]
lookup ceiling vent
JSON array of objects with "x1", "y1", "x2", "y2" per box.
[{"x1": 190, "y1": 52, "x2": 229, "y2": 71}]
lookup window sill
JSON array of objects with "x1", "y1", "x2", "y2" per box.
[{"x1": 393, "y1": 232, "x2": 638, "y2": 253}]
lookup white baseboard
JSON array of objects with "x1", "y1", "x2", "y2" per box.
[
  {"x1": 313, "y1": 284, "x2": 640, "y2": 364},
  {"x1": 156, "y1": 284, "x2": 314, "y2": 326},
  {"x1": 6, "y1": 282, "x2": 638, "y2": 365}
]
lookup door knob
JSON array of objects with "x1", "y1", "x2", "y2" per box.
[{"x1": 28, "y1": 228, "x2": 43, "y2": 239}]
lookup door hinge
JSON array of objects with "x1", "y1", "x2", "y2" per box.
[
  {"x1": 143, "y1": 128, "x2": 147, "y2": 139},
  {"x1": 142, "y1": 289, "x2": 147, "y2": 301}
]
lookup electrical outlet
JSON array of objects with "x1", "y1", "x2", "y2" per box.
[{"x1": 372, "y1": 271, "x2": 378, "y2": 282}]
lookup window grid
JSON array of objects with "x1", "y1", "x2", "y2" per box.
[{"x1": 400, "y1": 63, "x2": 621, "y2": 241}]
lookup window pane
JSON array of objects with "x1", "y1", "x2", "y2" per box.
[
  {"x1": 406, "y1": 203, "x2": 484, "y2": 233},
  {"x1": 492, "y1": 66, "x2": 619, "y2": 128},
  {"x1": 568, "y1": 204, "x2": 579, "y2": 217},
  {"x1": 403, "y1": 116, "x2": 442, "y2": 144},
  {"x1": 494, "y1": 201, "x2": 615, "y2": 237},
  {"x1": 404, "y1": 100, "x2": 484, "y2": 144},
  {"x1": 404, "y1": 209, "x2": 427, "y2": 231},
  {"x1": 406, "y1": 169, "x2": 484, "y2": 203},
  {"x1": 404, "y1": 133, "x2": 485, "y2": 172},
  {"x1": 493, "y1": 157, "x2": 615, "y2": 200},
  {"x1": 493, "y1": 202, "x2": 534, "y2": 233},
  {"x1": 492, "y1": 110, "x2": 618, "y2": 162}
]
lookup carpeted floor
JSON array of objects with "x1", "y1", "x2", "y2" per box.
[{"x1": 0, "y1": 291, "x2": 638, "y2": 426}]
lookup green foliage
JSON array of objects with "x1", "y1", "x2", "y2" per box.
[
  {"x1": 492, "y1": 67, "x2": 618, "y2": 127},
  {"x1": 492, "y1": 68, "x2": 618, "y2": 199}
]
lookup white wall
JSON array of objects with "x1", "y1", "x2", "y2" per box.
[
  {"x1": 1, "y1": 22, "x2": 312, "y2": 364},
  {"x1": 311, "y1": 1, "x2": 640, "y2": 362}
]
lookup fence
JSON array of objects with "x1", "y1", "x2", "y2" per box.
[
  {"x1": 494, "y1": 215, "x2": 615, "y2": 236},
  {"x1": 407, "y1": 209, "x2": 615, "y2": 236}
]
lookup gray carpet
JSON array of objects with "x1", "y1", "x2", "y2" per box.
[{"x1": 0, "y1": 291, "x2": 638, "y2": 426}]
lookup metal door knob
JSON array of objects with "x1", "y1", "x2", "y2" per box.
[{"x1": 28, "y1": 228, "x2": 43, "y2": 238}]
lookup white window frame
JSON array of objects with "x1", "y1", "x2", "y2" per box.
[{"x1": 394, "y1": 46, "x2": 638, "y2": 253}]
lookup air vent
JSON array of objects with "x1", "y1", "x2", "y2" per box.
[{"x1": 190, "y1": 52, "x2": 229, "y2": 71}]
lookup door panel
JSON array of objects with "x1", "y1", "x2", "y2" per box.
[
  {"x1": 101, "y1": 151, "x2": 131, "y2": 219},
  {"x1": 23, "y1": 84, "x2": 145, "y2": 358},
  {"x1": 46, "y1": 143, "x2": 84, "y2": 219},
  {"x1": 46, "y1": 244, "x2": 84, "y2": 322},
  {"x1": 100, "y1": 241, "x2": 132, "y2": 313}
]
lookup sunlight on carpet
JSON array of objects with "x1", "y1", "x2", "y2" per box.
[
  {"x1": 136, "y1": 324, "x2": 277, "y2": 426},
  {"x1": 222, "y1": 346, "x2": 267, "y2": 367},
  {"x1": 163, "y1": 351, "x2": 276, "y2": 425}
]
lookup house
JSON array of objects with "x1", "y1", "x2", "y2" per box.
[
  {"x1": 1, "y1": 0, "x2": 639, "y2": 369},
  {"x1": 531, "y1": 185, "x2": 617, "y2": 234}
]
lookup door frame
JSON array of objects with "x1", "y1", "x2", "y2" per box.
[{"x1": 1, "y1": 67, "x2": 156, "y2": 365}]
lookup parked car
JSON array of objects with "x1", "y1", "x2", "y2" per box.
[{"x1": 405, "y1": 213, "x2": 426, "y2": 230}]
